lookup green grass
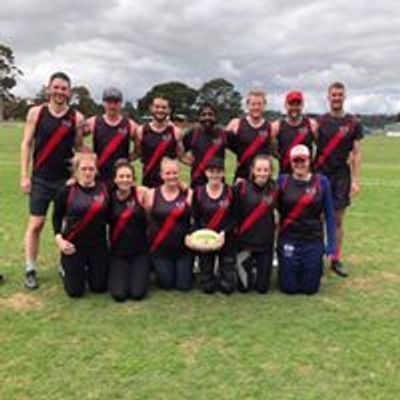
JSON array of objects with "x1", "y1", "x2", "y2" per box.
[{"x1": 1, "y1": 123, "x2": 400, "y2": 399}]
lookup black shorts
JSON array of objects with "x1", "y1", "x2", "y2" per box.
[
  {"x1": 326, "y1": 170, "x2": 351, "y2": 211},
  {"x1": 30, "y1": 176, "x2": 66, "y2": 216}
]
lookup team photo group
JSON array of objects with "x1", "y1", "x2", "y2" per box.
[{"x1": 19, "y1": 71, "x2": 363, "y2": 301}]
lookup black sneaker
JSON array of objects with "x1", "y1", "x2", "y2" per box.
[
  {"x1": 0, "y1": 273, "x2": 4, "y2": 284},
  {"x1": 24, "y1": 271, "x2": 39, "y2": 289},
  {"x1": 331, "y1": 260, "x2": 348, "y2": 278}
]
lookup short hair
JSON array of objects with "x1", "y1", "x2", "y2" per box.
[
  {"x1": 70, "y1": 152, "x2": 97, "y2": 181},
  {"x1": 113, "y1": 158, "x2": 135, "y2": 181},
  {"x1": 160, "y1": 156, "x2": 178, "y2": 172},
  {"x1": 247, "y1": 88, "x2": 267, "y2": 103},
  {"x1": 329, "y1": 82, "x2": 346, "y2": 92},
  {"x1": 49, "y1": 71, "x2": 71, "y2": 86},
  {"x1": 199, "y1": 103, "x2": 217, "y2": 115},
  {"x1": 151, "y1": 95, "x2": 170, "y2": 106}
]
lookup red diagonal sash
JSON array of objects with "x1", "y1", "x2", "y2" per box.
[
  {"x1": 192, "y1": 142, "x2": 222, "y2": 180},
  {"x1": 238, "y1": 191, "x2": 276, "y2": 235},
  {"x1": 280, "y1": 178, "x2": 320, "y2": 232},
  {"x1": 97, "y1": 129, "x2": 127, "y2": 169},
  {"x1": 110, "y1": 206, "x2": 135, "y2": 245},
  {"x1": 206, "y1": 192, "x2": 231, "y2": 231},
  {"x1": 281, "y1": 132, "x2": 308, "y2": 170},
  {"x1": 65, "y1": 192, "x2": 105, "y2": 242},
  {"x1": 34, "y1": 114, "x2": 74, "y2": 170},
  {"x1": 315, "y1": 122, "x2": 353, "y2": 169},
  {"x1": 150, "y1": 206, "x2": 186, "y2": 251},
  {"x1": 144, "y1": 138, "x2": 172, "y2": 176},
  {"x1": 238, "y1": 134, "x2": 266, "y2": 167}
]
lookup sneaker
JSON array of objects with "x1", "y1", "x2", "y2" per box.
[
  {"x1": 24, "y1": 270, "x2": 39, "y2": 289},
  {"x1": 0, "y1": 273, "x2": 4, "y2": 284},
  {"x1": 331, "y1": 260, "x2": 348, "y2": 278}
]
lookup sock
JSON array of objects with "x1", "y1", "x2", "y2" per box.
[
  {"x1": 25, "y1": 260, "x2": 37, "y2": 274},
  {"x1": 332, "y1": 246, "x2": 342, "y2": 262}
]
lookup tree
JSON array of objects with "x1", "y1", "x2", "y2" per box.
[
  {"x1": 33, "y1": 85, "x2": 48, "y2": 105},
  {"x1": 123, "y1": 101, "x2": 140, "y2": 121},
  {"x1": 70, "y1": 86, "x2": 100, "y2": 117},
  {"x1": 138, "y1": 81, "x2": 198, "y2": 121},
  {"x1": 0, "y1": 43, "x2": 23, "y2": 121},
  {"x1": 196, "y1": 78, "x2": 243, "y2": 124}
]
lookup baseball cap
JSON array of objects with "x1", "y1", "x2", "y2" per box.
[
  {"x1": 102, "y1": 87, "x2": 123, "y2": 102},
  {"x1": 205, "y1": 157, "x2": 224, "y2": 170},
  {"x1": 290, "y1": 144, "x2": 310, "y2": 160},
  {"x1": 286, "y1": 91, "x2": 304, "y2": 104}
]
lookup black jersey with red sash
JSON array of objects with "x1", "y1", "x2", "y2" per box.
[
  {"x1": 33, "y1": 106, "x2": 77, "y2": 181},
  {"x1": 278, "y1": 174, "x2": 334, "y2": 241},
  {"x1": 228, "y1": 118, "x2": 272, "y2": 179},
  {"x1": 193, "y1": 184, "x2": 233, "y2": 233},
  {"x1": 315, "y1": 113, "x2": 363, "y2": 175},
  {"x1": 108, "y1": 188, "x2": 148, "y2": 257},
  {"x1": 233, "y1": 180, "x2": 277, "y2": 251},
  {"x1": 183, "y1": 126, "x2": 227, "y2": 187},
  {"x1": 53, "y1": 181, "x2": 108, "y2": 248},
  {"x1": 93, "y1": 116, "x2": 131, "y2": 182},
  {"x1": 141, "y1": 123, "x2": 177, "y2": 187},
  {"x1": 148, "y1": 187, "x2": 191, "y2": 255},
  {"x1": 277, "y1": 118, "x2": 314, "y2": 173}
]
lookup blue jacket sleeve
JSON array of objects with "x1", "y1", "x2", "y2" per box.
[{"x1": 321, "y1": 175, "x2": 336, "y2": 256}]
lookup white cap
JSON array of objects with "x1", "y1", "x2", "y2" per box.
[{"x1": 290, "y1": 144, "x2": 310, "y2": 160}]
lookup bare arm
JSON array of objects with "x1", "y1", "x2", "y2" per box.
[
  {"x1": 136, "y1": 185, "x2": 148, "y2": 207},
  {"x1": 74, "y1": 111, "x2": 86, "y2": 151},
  {"x1": 173, "y1": 126, "x2": 185, "y2": 159},
  {"x1": 133, "y1": 125, "x2": 144, "y2": 161},
  {"x1": 269, "y1": 120, "x2": 280, "y2": 158},
  {"x1": 350, "y1": 140, "x2": 362, "y2": 196},
  {"x1": 143, "y1": 187, "x2": 155, "y2": 212},
  {"x1": 128, "y1": 119, "x2": 139, "y2": 161},
  {"x1": 20, "y1": 106, "x2": 40, "y2": 193},
  {"x1": 309, "y1": 117, "x2": 319, "y2": 140},
  {"x1": 226, "y1": 118, "x2": 240, "y2": 134}
]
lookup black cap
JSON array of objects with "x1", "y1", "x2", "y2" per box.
[
  {"x1": 205, "y1": 157, "x2": 224, "y2": 170},
  {"x1": 102, "y1": 87, "x2": 123, "y2": 102}
]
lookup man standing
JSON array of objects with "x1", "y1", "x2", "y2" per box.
[
  {"x1": 20, "y1": 72, "x2": 85, "y2": 289},
  {"x1": 270, "y1": 91, "x2": 318, "y2": 174},
  {"x1": 182, "y1": 104, "x2": 227, "y2": 188},
  {"x1": 86, "y1": 87, "x2": 137, "y2": 185},
  {"x1": 135, "y1": 96, "x2": 185, "y2": 187},
  {"x1": 226, "y1": 89, "x2": 273, "y2": 182},
  {"x1": 315, "y1": 82, "x2": 363, "y2": 277}
]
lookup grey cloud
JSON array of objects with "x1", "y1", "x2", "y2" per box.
[{"x1": 1, "y1": 0, "x2": 399, "y2": 113}]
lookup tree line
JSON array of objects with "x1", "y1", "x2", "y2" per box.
[{"x1": 1, "y1": 42, "x2": 399, "y2": 128}]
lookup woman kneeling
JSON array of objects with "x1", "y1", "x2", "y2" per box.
[
  {"x1": 53, "y1": 152, "x2": 109, "y2": 298},
  {"x1": 108, "y1": 159, "x2": 150, "y2": 301},
  {"x1": 277, "y1": 145, "x2": 336, "y2": 295}
]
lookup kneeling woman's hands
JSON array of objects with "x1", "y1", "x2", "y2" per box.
[{"x1": 55, "y1": 234, "x2": 76, "y2": 255}]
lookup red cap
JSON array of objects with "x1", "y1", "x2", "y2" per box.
[
  {"x1": 286, "y1": 91, "x2": 304, "y2": 104},
  {"x1": 290, "y1": 144, "x2": 310, "y2": 160}
]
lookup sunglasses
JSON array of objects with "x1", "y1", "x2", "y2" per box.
[{"x1": 291, "y1": 157, "x2": 308, "y2": 163}]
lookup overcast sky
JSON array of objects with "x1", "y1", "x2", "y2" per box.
[{"x1": 2, "y1": 0, "x2": 400, "y2": 114}]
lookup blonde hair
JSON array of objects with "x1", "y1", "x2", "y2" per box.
[
  {"x1": 160, "y1": 156, "x2": 178, "y2": 173},
  {"x1": 247, "y1": 88, "x2": 267, "y2": 103},
  {"x1": 71, "y1": 152, "x2": 97, "y2": 181}
]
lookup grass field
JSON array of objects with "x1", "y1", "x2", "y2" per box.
[{"x1": 1, "y1": 123, "x2": 400, "y2": 400}]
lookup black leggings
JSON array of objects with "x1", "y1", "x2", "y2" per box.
[
  {"x1": 237, "y1": 247, "x2": 274, "y2": 294},
  {"x1": 199, "y1": 248, "x2": 236, "y2": 294},
  {"x1": 61, "y1": 243, "x2": 109, "y2": 298},
  {"x1": 108, "y1": 254, "x2": 150, "y2": 301}
]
